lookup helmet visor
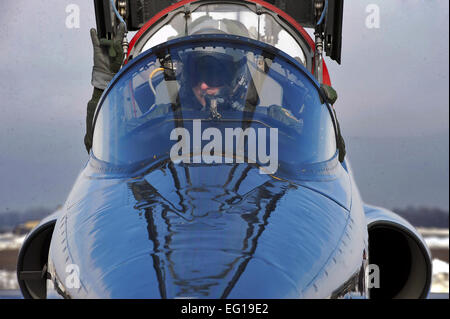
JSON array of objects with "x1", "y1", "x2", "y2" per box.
[
  {"x1": 190, "y1": 54, "x2": 236, "y2": 88},
  {"x1": 193, "y1": 55, "x2": 228, "y2": 87}
]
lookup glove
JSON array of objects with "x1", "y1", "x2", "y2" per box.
[{"x1": 90, "y1": 23, "x2": 126, "y2": 90}]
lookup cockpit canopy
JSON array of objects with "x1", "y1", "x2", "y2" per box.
[
  {"x1": 129, "y1": 2, "x2": 310, "y2": 68},
  {"x1": 93, "y1": 35, "x2": 337, "y2": 176}
]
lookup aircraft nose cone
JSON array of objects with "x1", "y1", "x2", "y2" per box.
[{"x1": 57, "y1": 163, "x2": 350, "y2": 298}]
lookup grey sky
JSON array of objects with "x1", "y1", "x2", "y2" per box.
[
  {"x1": 328, "y1": 0, "x2": 449, "y2": 137},
  {"x1": 0, "y1": 0, "x2": 448, "y2": 213}
]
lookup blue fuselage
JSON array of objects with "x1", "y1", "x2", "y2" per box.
[{"x1": 48, "y1": 156, "x2": 368, "y2": 298}]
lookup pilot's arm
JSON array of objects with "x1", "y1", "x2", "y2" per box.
[{"x1": 84, "y1": 23, "x2": 125, "y2": 153}]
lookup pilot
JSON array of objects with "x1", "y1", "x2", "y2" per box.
[
  {"x1": 148, "y1": 49, "x2": 302, "y2": 130},
  {"x1": 179, "y1": 51, "x2": 255, "y2": 112}
]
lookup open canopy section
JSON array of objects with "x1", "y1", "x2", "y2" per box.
[{"x1": 95, "y1": 0, "x2": 343, "y2": 64}]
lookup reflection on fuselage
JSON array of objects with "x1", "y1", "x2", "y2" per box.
[{"x1": 130, "y1": 160, "x2": 288, "y2": 298}]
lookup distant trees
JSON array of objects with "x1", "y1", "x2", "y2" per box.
[
  {"x1": 393, "y1": 207, "x2": 449, "y2": 228},
  {"x1": 0, "y1": 208, "x2": 53, "y2": 232},
  {"x1": 0, "y1": 206, "x2": 448, "y2": 233}
]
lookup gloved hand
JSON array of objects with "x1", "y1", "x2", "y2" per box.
[{"x1": 90, "y1": 23, "x2": 126, "y2": 90}]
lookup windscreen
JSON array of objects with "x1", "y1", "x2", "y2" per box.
[{"x1": 93, "y1": 36, "x2": 336, "y2": 175}]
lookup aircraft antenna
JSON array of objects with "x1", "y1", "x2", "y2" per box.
[
  {"x1": 110, "y1": 0, "x2": 129, "y2": 63},
  {"x1": 313, "y1": 0, "x2": 327, "y2": 84}
]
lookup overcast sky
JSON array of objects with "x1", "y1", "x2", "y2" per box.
[{"x1": 0, "y1": 0, "x2": 448, "y2": 213}]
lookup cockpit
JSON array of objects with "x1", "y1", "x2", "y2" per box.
[{"x1": 92, "y1": 35, "x2": 338, "y2": 175}]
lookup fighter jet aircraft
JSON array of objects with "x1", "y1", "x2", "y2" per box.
[{"x1": 16, "y1": 0, "x2": 432, "y2": 299}]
